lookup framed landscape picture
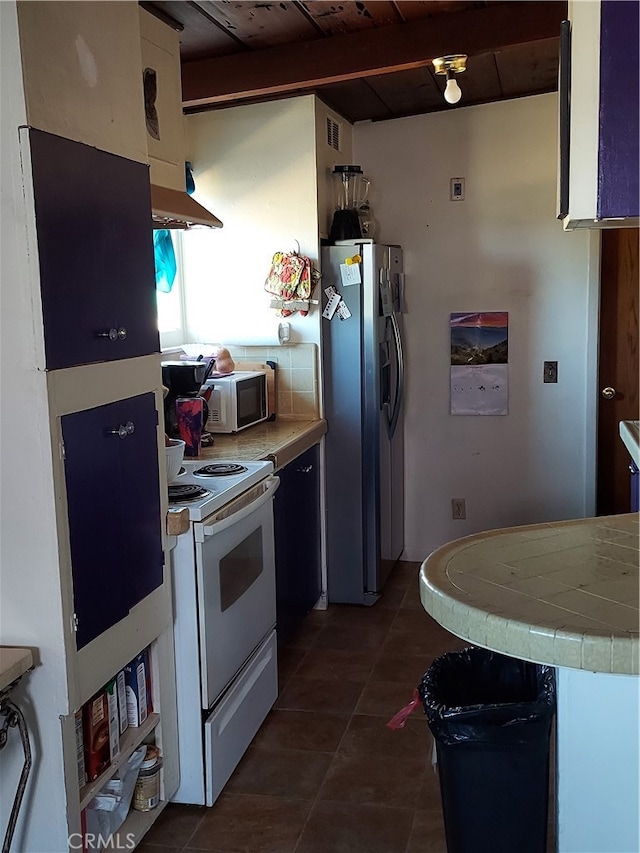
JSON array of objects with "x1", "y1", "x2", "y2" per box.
[{"x1": 450, "y1": 312, "x2": 509, "y2": 415}]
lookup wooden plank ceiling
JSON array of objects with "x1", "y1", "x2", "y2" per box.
[{"x1": 141, "y1": 0, "x2": 567, "y2": 122}]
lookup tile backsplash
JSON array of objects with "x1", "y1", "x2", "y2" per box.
[{"x1": 229, "y1": 343, "x2": 319, "y2": 419}]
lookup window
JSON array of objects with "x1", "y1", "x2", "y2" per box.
[{"x1": 155, "y1": 231, "x2": 187, "y2": 349}]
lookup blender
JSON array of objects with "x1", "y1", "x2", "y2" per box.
[{"x1": 329, "y1": 165, "x2": 371, "y2": 242}]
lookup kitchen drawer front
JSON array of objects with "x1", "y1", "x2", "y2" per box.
[{"x1": 203, "y1": 630, "x2": 277, "y2": 806}]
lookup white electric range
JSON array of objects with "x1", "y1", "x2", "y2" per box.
[
  {"x1": 168, "y1": 458, "x2": 280, "y2": 806},
  {"x1": 168, "y1": 458, "x2": 274, "y2": 520}
]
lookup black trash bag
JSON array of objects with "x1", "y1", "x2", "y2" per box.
[{"x1": 419, "y1": 647, "x2": 556, "y2": 853}]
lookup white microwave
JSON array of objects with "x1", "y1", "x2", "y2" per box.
[{"x1": 203, "y1": 371, "x2": 268, "y2": 433}]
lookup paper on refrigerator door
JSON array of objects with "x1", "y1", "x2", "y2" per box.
[
  {"x1": 323, "y1": 287, "x2": 341, "y2": 320},
  {"x1": 336, "y1": 301, "x2": 351, "y2": 320},
  {"x1": 340, "y1": 262, "x2": 361, "y2": 286},
  {"x1": 323, "y1": 286, "x2": 351, "y2": 321}
]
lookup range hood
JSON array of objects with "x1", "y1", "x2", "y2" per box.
[{"x1": 151, "y1": 184, "x2": 223, "y2": 230}]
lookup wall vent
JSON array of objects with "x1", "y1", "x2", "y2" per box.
[{"x1": 326, "y1": 117, "x2": 342, "y2": 152}]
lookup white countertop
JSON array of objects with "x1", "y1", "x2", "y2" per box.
[
  {"x1": 620, "y1": 420, "x2": 640, "y2": 467},
  {"x1": 0, "y1": 647, "x2": 34, "y2": 692}
]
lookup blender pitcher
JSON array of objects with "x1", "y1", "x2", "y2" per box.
[{"x1": 329, "y1": 165, "x2": 370, "y2": 242}]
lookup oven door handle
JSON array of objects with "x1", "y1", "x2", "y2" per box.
[{"x1": 200, "y1": 475, "x2": 280, "y2": 538}]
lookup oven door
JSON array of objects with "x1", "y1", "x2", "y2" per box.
[{"x1": 194, "y1": 475, "x2": 279, "y2": 710}]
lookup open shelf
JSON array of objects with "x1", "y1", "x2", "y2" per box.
[
  {"x1": 93, "y1": 800, "x2": 169, "y2": 852},
  {"x1": 79, "y1": 712, "x2": 160, "y2": 809},
  {"x1": 123, "y1": 799, "x2": 169, "y2": 849}
]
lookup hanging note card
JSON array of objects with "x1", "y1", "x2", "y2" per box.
[
  {"x1": 336, "y1": 301, "x2": 352, "y2": 320},
  {"x1": 340, "y1": 262, "x2": 361, "y2": 287},
  {"x1": 323, "y1": 286, "x2": 341, "y2": 320}
]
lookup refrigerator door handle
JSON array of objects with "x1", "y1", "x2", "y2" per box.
[
  {"x1": 380, "y1": 341, "x2": 391, "y2": 421},
  {"x1": 388, "y1": 312, "x2": 404, "y2": 439}
]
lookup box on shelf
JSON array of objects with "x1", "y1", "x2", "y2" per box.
[
  {"x1": 82, "y1": 689, "x2": 111, "y2": 782},
  {"x1": 143, "y1": 647, "x2": 153, "y2": 715},
  {"x1": 105, "y1": 678, "x2": 120, "y2": 762},
  {"x1": 75, "y1": 710, "x2": 86, "y2": 788},
  {"x1": 124, "y1": 647, "x2": 152, "y2": 727},
  {"x1": 116, "y1": 670, "x2": 128, "y2": 736}
]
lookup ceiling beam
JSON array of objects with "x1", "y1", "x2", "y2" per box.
[{"x1": 181, "y1": 1, "x2": 567, "y2": 108}]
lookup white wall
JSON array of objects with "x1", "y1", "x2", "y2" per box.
[
  {"x1": 314, "y1": 99, "x2": 354, "y2": 239},
  {"x1": 0, "y1": 4, "x2": 71, "y2": 850},
  {"x1": 183, "y1": 96, "x2": 323, "y2": 348},
  {"x1": 354, "y1": 94, "x2": 597, "y2": 560}
]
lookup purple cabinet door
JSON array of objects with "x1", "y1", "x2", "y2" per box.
[
  {"x1": 117, "y1": 394, "x2": 164, "y2": 610},
  {"x1": 274, "y1": 445, "x2": 321, "y2": 645},
  {"x1": 27, "y1": 129, "x2": 160, "y2": 370},
  {"x1": 62, "y1": 393, "x2": 163, "y2": 649},
  {"x1": 598, "y1": 0, "x2": 640, "y2": 218}
]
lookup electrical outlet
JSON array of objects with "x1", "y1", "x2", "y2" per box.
[
  {"x1": 451, "y1": 498, "x2": 466, "y2": 520},
  {"x1": 543, "y1": 361, "x2": 558, "y2": 383},
  {"x1": 450, "y1": 177, "x2": 465, "y2": 201}
]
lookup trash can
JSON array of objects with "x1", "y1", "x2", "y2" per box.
[{"x1": 419, "y1": 647, "x2": 556, "y2": 853}]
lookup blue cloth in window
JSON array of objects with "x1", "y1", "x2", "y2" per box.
[
  {"x1": 185, "y1": 161, "x2": 195, "y2": 195},
  {"x1": 154, "y1": 229, "x2": 177, "y2": 293}
]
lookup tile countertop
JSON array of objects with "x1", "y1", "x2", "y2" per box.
[
  {"x1": 620, "y1": 420, "x2": 640, "y2": 467},
  {"x1": 195, "y1": 417, "x2": 327, "y2": 470},
  {"x1": 0, "y1": 647, "x2": 34, "y2": 692},
  {"x1": 420, "y1": 513, "x2": 639, "y2": 674}
]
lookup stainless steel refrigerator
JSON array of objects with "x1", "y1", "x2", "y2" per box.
[{"x1": 321, "y1": 242, "x2": 405, "y2": 604}]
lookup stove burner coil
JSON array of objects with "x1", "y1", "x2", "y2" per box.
[
  {"x1": 193, "y1": 463, "x2": 249, "y2": 477},
  {"x1": 168, "y1": 484, "x2": 211, "y2": 504}
]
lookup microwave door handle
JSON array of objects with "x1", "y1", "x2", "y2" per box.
[{"x1": 200, "y1": 476, "x2": 280, "y2": 538}]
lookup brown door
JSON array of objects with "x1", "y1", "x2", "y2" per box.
[{"x1": 596, "y1": 228, "x2": 639, "y2": 515}]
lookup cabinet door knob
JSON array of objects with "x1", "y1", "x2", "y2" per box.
[
  {"x1": 108, "y1": 421, "x2": 135, "y2": 439},
  {"x1": 601, "y1": 386, "x2": 617, "y2": 400},
  {"x1": 296, "y1": 465, "x2": 313, "y2": 474},
  {"x1": 96, "y1": 327, "x2": 127, "y2": 341}
]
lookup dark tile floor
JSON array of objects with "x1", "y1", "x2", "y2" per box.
[{"x1": 138, "y1": 561, "x2": 555, "y2": 853}]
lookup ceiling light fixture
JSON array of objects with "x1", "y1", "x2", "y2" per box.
[{"x1": 433, "y1": 55, "x2": 467, "y2": 105}]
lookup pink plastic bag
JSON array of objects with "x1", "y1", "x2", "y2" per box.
[{"x1": 386, "y1": 688, "x2": 421, "y2": 730}]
